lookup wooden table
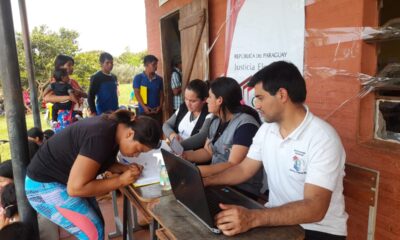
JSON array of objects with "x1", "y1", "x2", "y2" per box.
[
  {"x1": 111, "y1": 183, "x2": 171, "y2": 240},
  {"x1": 148, "y1": 194, "x2": 305, "y2": 240}
]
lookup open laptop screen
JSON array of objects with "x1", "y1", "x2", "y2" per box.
[{"x1": 161, "y1": 149, "x2": 215, "y2": 228}]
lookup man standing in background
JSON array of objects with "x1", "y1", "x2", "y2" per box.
[
  {"x1": 171, "y1": 57, "x2": 183, "y2": 112},
  {"x1": 88, "y1": 52, "x2": 119, "y2": 116},
  {"x1": 133, "y1": 54, "x2": 164, "y2": 126}
]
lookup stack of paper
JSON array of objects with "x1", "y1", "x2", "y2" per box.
[{"x1": 117, "y1": 141, "x2": 171, "y2": 187}]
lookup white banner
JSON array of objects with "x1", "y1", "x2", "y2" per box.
[{"x1": 225, "y1": 0, "x2": 305, "y2": 106}]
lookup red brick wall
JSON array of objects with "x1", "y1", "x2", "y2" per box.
[
  {"x1": 145, "y1": 0, "x2": 400, "y2": 239},
  {"x1": 207, "y1": 0, "x2": 226, "y2": 79},
  {"x1": 307, "y1": 1, "x2": 400, "y2": 239}
]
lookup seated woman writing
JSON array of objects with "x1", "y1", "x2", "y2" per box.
[
  {"x1": 183, "y1": 77, "x2": 264, "y2": 199},
  {"x1": 163, "y1": 79, "x2": 212, "y2": 151},
  {"x1": 25, "y1": 110, "x2": 161, "y2": 239}
]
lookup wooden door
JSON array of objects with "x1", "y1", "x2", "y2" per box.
[{"x1": 179, "y1": 0, "x2": 209, "y2": 90}]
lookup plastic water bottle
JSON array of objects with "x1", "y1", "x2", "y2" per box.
[{"x1": 159, "y1": 164, "x2": 171, "y2": 191}]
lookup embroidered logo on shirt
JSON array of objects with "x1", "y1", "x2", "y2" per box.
[{"x1": 290, "y1": 149, "x2": 307, "y2": 174}]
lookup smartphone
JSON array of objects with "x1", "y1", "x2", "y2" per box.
[{"x1": 170, "y1": 136, "x2": 184, "y2": 156}]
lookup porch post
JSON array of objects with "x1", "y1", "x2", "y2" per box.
[
  {"x1": 0, "y1": 0, "x2": 39, "y2": 238},
  {"x1": 18, "y1": 0, "x2": 42, "y2": 129}
]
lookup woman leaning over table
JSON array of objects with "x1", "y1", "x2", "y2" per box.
[{"x1": 25, "y1": 109, "x2": 161, "y2": 240}]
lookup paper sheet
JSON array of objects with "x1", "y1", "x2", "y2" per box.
[{"x1": 117, "y1": 141, "x2": 171, "y2": 187}]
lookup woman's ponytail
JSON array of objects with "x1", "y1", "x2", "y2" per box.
[
  {"x1": 129, "y1": 116, "x2": 161, "y2": 149},
  {"x1": 4, "y1": 204, "x2": 17, "y2": 218},
  {"x1": 1, "y1": 183, "x2": 18, "y2": 218},
  {"x1": 103, "y1": 109, "x2": 135, "y2": 124},
  {"x1": 210, "y1": 77, "x2": 261, "y2": 124},
  {"x1": 235, "y1": 105, "x2": 261, "y2": 125},
  {"x1": 104, "y1": 110, "x2": 161, "y2": 149}
]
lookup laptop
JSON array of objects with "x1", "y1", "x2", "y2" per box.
[{"x1": 161, "y1": 149, "x2": 263, "y2": 234}]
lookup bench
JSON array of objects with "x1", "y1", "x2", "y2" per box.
[{"x1": 343, "y1": 163, "x2": 379, "y2": 240}]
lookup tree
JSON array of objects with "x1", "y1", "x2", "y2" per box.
[
  {"x1": 72, "y1": 51, "x2": 102, "y2": 90},
  {"x1": 71, "y1": 50, "x2": 146, "y2": 90},
  {"x1": 113, "y1": 49, "x2": 146, "y2": 84},
  {"x1": 111, "y1": 64, "x2": 137, "y2": 84},
  {"x1": 15, "y1": 25, "x2": 79, "y2": 98},
  {"x1": 116, "y1": 48, "x2": 147, "y2": 66},
  {"x1": 12, "y1": 25, "x2": 147, "y2": 101}
]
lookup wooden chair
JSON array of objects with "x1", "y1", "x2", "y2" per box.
[{"x1": 343, "y1": 163, "x2": 379, "y2": 240}]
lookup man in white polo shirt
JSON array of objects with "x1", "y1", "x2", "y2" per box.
[{"x1": 204, "y1": 61, "x2": 348, "y2": 239}]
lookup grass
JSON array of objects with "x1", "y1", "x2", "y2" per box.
[
  {"x1": 0, "y1": 113, "x2": 49, "y2": 161},
  {"x1": 0, "y1": 83, "x2": 133, "y2": 162},
  {"x1": 119, "y1": 83, "x2": 132, "y2": 106}
]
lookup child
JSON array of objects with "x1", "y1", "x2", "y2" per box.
[
  {"x1": 49, "y1": 54, "x2": 87, "y2": 122},
  {"x1": 0, "y1": 183, "x2": 31, "y2": 239},
  {"x1": 44, "y1": 69, "x2": 78, "y2": 127},
  {"x1": 43, "y1": 129, "x2": 55, "y2": 141}
]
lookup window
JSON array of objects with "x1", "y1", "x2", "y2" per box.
[
  {"x1": 375, "y1": 99, "x2": 400, "y2": 142},
  {"x1": 365, "y1": 0, "x2": 400, "y2": 143}
]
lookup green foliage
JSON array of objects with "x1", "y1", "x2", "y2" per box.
[
  {"x1": 71, "y1": 51, "x2": 102, "y2": 90},
  {"x1": 116, "y1": 48, "x2": 147, "y2": 66},
  {"x1": 72, "y1": 50, "x2": 147, "y2": 88},
  {"x1": 113, "y1": 49, "x2": 146, "y2": 84},
  {"x1": 15, "y1": 25, "x2": 80, "y2": 96},
  {"x1": 112, "y1": 64, "x2": 144, "y2": 84},
  {"x1": 11, "y1": 25, "x2": 146, "y2": 99},
  {"x1": 16, "y1": 36, "x2": 28, "y2": 86},
  {"x1": 0, "y1": 113, "x2": 49, "y2": 161}
]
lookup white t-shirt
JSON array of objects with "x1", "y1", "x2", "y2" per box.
[
  {"x1": 247, "y1": 106, "x2": 348, "y2": 236},
  {"x1": 175, "y1": 108, "x2": 212, "y2": 140}
]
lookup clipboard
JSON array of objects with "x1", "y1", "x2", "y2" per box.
[{"x1": 133, "y1": 86, "x2": 147, "y2": 104}]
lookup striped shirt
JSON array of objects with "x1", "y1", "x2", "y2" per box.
[{"x1": 171, "y1": 67, "x2": 183, "y2": 110}]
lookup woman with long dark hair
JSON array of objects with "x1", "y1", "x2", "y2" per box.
[
  {"x1": 0, "y1": 183, "x2": 18, "y2": 228},
  {"x1": 44, "y1": 54, "x2": 87, "y2": 131},
  {"x1": 183, "y1": 77, "x2": 263, "y2": 198},
  {"x1": 163, "y1": 79, "x2": 212, "y2": 150},
  {"x1": 25, "y1": 110, "x2": 161, "y2": 239}
]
